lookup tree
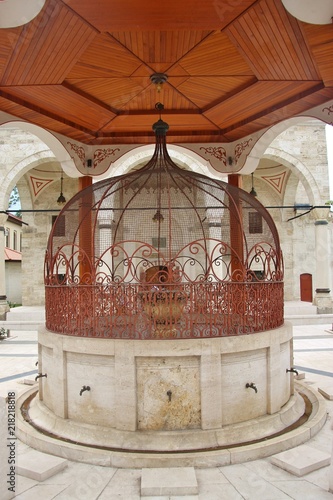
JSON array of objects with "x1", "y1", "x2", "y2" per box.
[{"x1": 8, "y1": 186, "x2": 22, "y2": 218}]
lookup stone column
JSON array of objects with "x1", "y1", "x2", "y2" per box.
[
  {"x1": 0, "y1": 215, "x2": 10, "y2": 319},
  {"x1": 313, "y1": 219, "x2": 333, "y2": 313}
]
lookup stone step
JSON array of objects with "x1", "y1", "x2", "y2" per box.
[
  {"x1": 17, "y1": 449, "x2": 68, "y2": 482},
  {"x1": 141, "y1": 467, "x2": 198, "y2": 497},
  {"x1": 270, "y1": 444, "x2": 331, "y2": 477},
  {"x1": 318, "y1": 385, "x2": 333, "y2": 400}
]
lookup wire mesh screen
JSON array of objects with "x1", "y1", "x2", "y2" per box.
[{"x1": 45, "y1": 127, "x2": 283, "y2": 338}]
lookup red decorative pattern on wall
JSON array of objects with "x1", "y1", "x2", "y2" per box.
[
  {"x1": 200, "y1": 146, "x2": 227, "y2": 165},
  {"x1": 261, "y1": 171, "x2": 287, "y2": 194},
  {"x1": 30, "y1": 176, "x2": 53, "y2": 197}
]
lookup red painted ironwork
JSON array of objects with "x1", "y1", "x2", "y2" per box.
[{"x1": 45, "y1": 118, "x2": 284, "y2": 339}]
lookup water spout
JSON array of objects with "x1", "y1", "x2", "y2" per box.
[
  {"x1": 246, "y1": 382, "x2": 257, "y2": 393},
  {"x1": 35, "y1": 373, "x2": 47, "y2": 381},
  {"x1": 80, "y1": 385, "x2": 90, "y2": 396},
  {"x1": 286, "y1": 368, "x2": 299, "y2": 375}
]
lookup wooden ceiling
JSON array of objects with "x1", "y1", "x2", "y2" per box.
[{"x1": 0, "y1": 0, "x2": 332, "y2": 145}]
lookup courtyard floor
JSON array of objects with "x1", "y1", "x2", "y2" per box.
[{"x1": 0, "y1": 323, "x2": 332, "y2": 499}]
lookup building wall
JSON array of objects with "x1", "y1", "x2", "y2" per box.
[
  {"x1": 269, "y1": 121, "x2": 331, "y2": 302},
  {"x1": 4, "y1": 215, "x2": 23, "y2": 304},
  {"x1": 5, "y1": 261, "x2": 21, "y2": 304}
]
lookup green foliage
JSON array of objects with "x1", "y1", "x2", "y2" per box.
[{"x1": 8, "y1": 186, "x2": 22, "y2": 218}]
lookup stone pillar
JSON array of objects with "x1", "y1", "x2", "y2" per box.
[
  {"x1": 313, "y1": 219, "x2": 333, "y2": 313},
  {"x1": 0, "y1": 216, "x2": 10, "y2": 319},
  {"x1": 201, "y1": 352, "x2": 222, "y2": 429}
]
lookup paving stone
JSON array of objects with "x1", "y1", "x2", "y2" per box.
[
  {"x1": 141, "y1": 467, "x2": 198, "y2": 497},
  {"x1": 270, "y1": 444, "x2": 331, "y2": 477},
  {"x1": 317, "y1": 385, "x2": 333, "y2": 400},
  {"x1": 17, "y1": 449, "x2": 68, "y2": 482}
]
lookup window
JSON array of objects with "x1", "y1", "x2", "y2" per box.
[
  {"x1": 249, "y1": 212, "x2": 263, "y2": 234},
  {"x1": 152, "y1": 237, "x2": 166, "y2": 248},
  {"x1": 52, "y1": 215, "x2": 65, "y2": 237},
  {"x1": 5, "y1": 228, "x2": 9, "y2": 247},
  {"x1": 13, "y1": 230, "x2": 17, "y2": 250}
]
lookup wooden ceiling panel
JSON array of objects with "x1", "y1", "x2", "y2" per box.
[
  {"x1": 0, "y1": 85, "x2": 115, "y2": 131},
  {"x1": 303, "y1": 24, "x2": 333, "y2": 87},
  {"x1": 204, "y1": 81, "x2": 323, "y2": 128},
  {"x1": 111, "y1": 31, "x2": 213, "y2": 69},
  {"x1": 0, "y1": 0, "x2": 332, "y2": 145},
  {"x1": 67, "y1": 34, "x2": 143, "y2": 79},
  {"x1": 0, "y1": 28, "x2": 22, "y2": 80},
  {"x1": 101, "y1": 113, "x2": 216, "y2": 134},
  {"x1": 62, "y1": 0, "x2": 257, "y2": 31},
  {"x1": 178, "y1": 31, "x2": 254, "y2": 77},
  {"x1": 0, "y1": 95, "x2": 95, "y2": 142},
  {"x1": 223, "y1": 87, "x2": 333, "y2": 141},
  {"x1": 177, "y1": 76, "x2": 257, "y2": 109},
  {"x1": 125, "y1": 84, "x2": 199, "y2": 111},
  {"x1": 1, "y1": 0, "x2": 97, "y2": 85},
  {"x1": 66, "y1": 77, "x2": 151, "y2": 110},
  {"x1": 225, "y1": 0, "x2": 319, "y2": 81}
]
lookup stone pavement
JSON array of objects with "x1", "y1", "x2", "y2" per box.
[{"x1": 0, "y1": 323, "x2": 332, "y2": 499}]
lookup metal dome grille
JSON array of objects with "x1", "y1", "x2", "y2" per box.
[{"x1": 45, "y1": 120, "x2": 284, "y2": 338}]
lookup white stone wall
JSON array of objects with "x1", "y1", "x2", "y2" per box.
[
  {"x1": 254, "y1": 120, "x2": 331, "y2": 302},
  {"x1": 36, "y1": 324, "x2": 295, "y2": 449}
]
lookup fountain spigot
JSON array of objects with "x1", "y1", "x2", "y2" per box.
[
  {"x1": 80, "y1": 385, "x2": 91, "y2": 396},
  {"x1": 246, "y1": 382, "x2": 257, "y2": 393},
  {"x1": 35, "y1": 373, "x2": 47, "y2": 381},
  {"x1": 286, "y1": 368, "x2": 299, "y2": 375}
]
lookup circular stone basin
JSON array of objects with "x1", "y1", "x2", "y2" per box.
[{"x1": 14, "y1": 321, "x2": 327, "y2": 466}]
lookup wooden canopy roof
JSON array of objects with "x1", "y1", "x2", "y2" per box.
[{"x1": 0, "y1": 0, "x2": 332, "y2": 145}]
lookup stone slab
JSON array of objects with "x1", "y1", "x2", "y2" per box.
[
  {"x1": 295, "y1": 372, "x2": 305, "y2": 380},
  {"x1": 23, "y1": 378, "x2": 37, "y2": 386},
  {"x1": 270, "y1": 444, "x2": 331, "y2": 477},
  {"x1": 17, "y1": 449, "x2": 68, "y2": 482},
  {"x1": 318, "y1": 385, "x2": 333, "y2": 400},
  {"x1": 141, "y1": 467, "x2": 198, "y2": 496}
]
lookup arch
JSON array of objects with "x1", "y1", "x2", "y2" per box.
[
  {"x1": 1, "y1": 151, "x2": 58, "y2": 211},
  {"x1": 240, "y1": 116, "x2": 323, "y2": 175},
  {"x1": 96, "y1": 143, "x2": 226, "y2": 180},
  {"x1": 0, "y1": 117, "x2": 77, "y2": 177},
  {"x1": 263, "y1": 147, "x2": 322, "y2": 207}
]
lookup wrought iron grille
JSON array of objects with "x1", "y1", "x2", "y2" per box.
[{"x1": 45, "y1": 119, "x2": 284, "y2": 339}]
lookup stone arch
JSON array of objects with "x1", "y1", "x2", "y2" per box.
[
  {"x1": 0, "y1": 119, "x2": 77, "y2": 176},
  {"x1": 241, "y1": 116, "x2": 323, "y2": 174},
  {"x1": 263, "y1": 147, "x2": 322, "y2": 207},
  {"x1": 101, "y1": 144, "x2": 222, "y2": 180},
  {"x1": 1, "y1": 151, "x2": 59, "y2": 212}
]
